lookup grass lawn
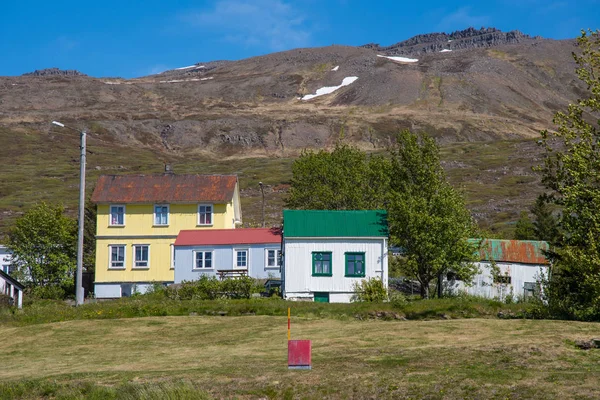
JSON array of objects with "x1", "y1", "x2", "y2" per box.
[{"x1": 0, "y1": 316, "x2": 599, "y2": 399}]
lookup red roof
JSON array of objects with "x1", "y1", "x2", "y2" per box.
[
  {"x1": 91, "y1": 174, "x2": 237, "y2": 204},
  {"x1": 175, "y1": 228, "x2": 281, "y2": 246}
]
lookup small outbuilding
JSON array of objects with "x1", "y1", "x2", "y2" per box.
[
  {"x1": 173, "y1": 228, "x2": 282, "y2": 282},
  {"x1": 282, "y1": 210, "x2": 389, "y2": 303},
  {"x1": 0, "y1": 269, "x2": 24, "y2": 309},
  {"x1": 449, "y1": 239, "x2": 550, "y2": 300}
]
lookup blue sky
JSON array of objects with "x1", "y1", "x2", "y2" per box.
[{"x1": 1, "y1": 0, "x2": 598, "y2": 78}]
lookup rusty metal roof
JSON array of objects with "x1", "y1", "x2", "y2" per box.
[
  {"x1": 91, "y1": 174, "x2": 238, "y2": 204},
  {"x1": 474, "y1": 239, "x2": 549, "y2": 265}
]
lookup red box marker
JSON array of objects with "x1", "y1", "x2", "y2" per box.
[{"x1": 288, "y1": 340, "x2": 311, "y2": 369}]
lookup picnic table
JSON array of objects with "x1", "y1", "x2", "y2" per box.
[{"x1": 216, "y1": 269, "x2": 249, "y2": 280}]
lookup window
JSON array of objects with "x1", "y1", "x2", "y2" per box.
[
  {"x1": 109, "y1": 245, "x2": 125, "y2": 268},
  {"x1": 198, "y1": 204, "x2": 213, "y2": 225},
  {"x1": 154, "y1": 205, "x2": 169, "y2": 225},
  {"x1": 110, "y1": 205, "x2": 125, "y2": 226},
  {"x1": 524, "y1": 282, "x2": 537, "y2": 298},
  {"x1": 133, "y1": 245, "x2": 149, "y2": 268},
  {"x1": 235, "y1": 249, "x2": 248, "y2": 269},
  {"x1": 494, "y1": 274, "x2": 511, "y2": 284},
  {"x1": 266, "y1": 249, "x2": 282, "y2": 268},
  {"x1": 312, "y1": 252, "x2": 332, "y2": 276},
  {"x1": 345, "y1": 252, "x2": 365, "y2": 277},
  {"x1": 194, "y1": 251, "x2": 213, "y2": 269}
]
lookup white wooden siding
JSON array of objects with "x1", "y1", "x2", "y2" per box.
[
  {"x1": 283, "y1": 238, "x2": 387, "y2": 302},
  {"x1": 449, "y1": 261, "x2": 548, "y2": 300}
]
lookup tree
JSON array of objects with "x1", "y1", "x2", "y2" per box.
[
  {"x1": 539, "y1": 30, "x2": 600, "y2": 320},
  {"x1": 6, "y1": 203, "x2": 77, "y2": 297},
  {"x1": 286, "y1": 144, "x2": 391, "y2": 210},
  {"x1": 82, "y1": 200, "x2": 97, "y2": 273},
  {"x1": 530, "y1": 195, "x2": 560, "y2": 243},
  {"x1": 514, "y1": 211, "x2": 536, "y2": 240},
  {"x1": 287, "y1": 131, "x2": 479, "y2": 299},
  {"x1": 387, "y1": 130, "x2": 479, "y2": 298}
]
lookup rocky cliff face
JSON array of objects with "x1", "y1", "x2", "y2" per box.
[
  {"x1": 362, "y1": 27, "x2": 535, "y2": 55},
  {"x1": 22, "y1": 68, "x2": 87, "y2": 77}
]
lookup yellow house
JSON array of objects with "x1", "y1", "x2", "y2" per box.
[{"x1": 91, "y1": 174, "x2": 241, "y2": 298}]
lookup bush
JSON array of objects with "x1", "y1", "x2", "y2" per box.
[
  {"x1": 28, "y1": 285, "x2": 67, "y2": 300},
  {"x1": 166, "y1": 276, "x2": 263, "y2": 300},
  {"x1": 0, "y1": 294, "x2": 14, "y2": 308},
  {"x1": 351, "y1": 278, "x2": 388, "y2": 302}
]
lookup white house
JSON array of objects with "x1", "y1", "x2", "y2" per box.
[
  {"x1": 0, "y1": 246, "x2": 11, "y2": 274},
  {"x1": 174, "y1": 228, "x2": 282, "y2": 282},
  {"x1": 449, "y1": 239, "x2": 550, "y2": 300},
  {"x1": 0, "y1": 269, "x2": 24, "y2": 309},
  {"x1": 282, "y1": 210, "x2": 388, "y2": 303}
]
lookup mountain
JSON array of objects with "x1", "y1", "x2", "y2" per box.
[{"x1": 0, "y1": 27, "x2": 585, "y2": 235}]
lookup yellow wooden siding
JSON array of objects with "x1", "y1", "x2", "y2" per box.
[
  {"x1": 95, "y1": 238, "x2": 175, "y2": 282},
  {"x1": 96, "y1": 203, "x2": 233, "y2": 236},
  {"x1": 95, "y1": 201, "x2": 236, "y2": 283}
]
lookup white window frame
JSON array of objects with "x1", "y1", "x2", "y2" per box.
[
  {"x1": 198, "y1": 204, "x2": 214, "y2": 226},
  {"x1": 265, "y1": 249, "x2": 281, "y2": 269},
  {"x1": 132, "y1": 244, "x2": 150, "y2": 269},
  {"x1": 153, "y1": 204, "x2": 169, "y2": 226},
  {"x1": 109, "y1": 245, "x2": 126, "y2": 269},
  {"x1": 193, "y1": 250, "x2": 214, "y2": 270},
  {"x1": 234, "y1": 248, "x2": 249, "y2": 270},
  {"x1": 109, "y1": 204, "x2": 125, "y2": 226}
]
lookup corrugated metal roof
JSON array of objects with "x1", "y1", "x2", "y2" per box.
[
  {"x1": 175, "y1": 228, "x2": 281, "y2": 246},
  {"x1": 91, "y1": 174, "x2": 237, "y2": 204},
  {"x1": 283, "y1": 210, "x2": 388, "y2": 238},
  {"x1": 472, "y1": 239, "x2": 549, "y2": 264}
]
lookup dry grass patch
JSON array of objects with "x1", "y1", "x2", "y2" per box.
[{"x1": 0, "y1": 317, "x2": 599, "y2": 399}]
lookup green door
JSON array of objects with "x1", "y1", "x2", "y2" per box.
[{"x1": 314, "y1": 292, "x2": 330, "y2": 303}]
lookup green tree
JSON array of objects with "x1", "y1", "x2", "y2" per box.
[
  {"x1": 387, "y1": 130, "x2": 479, "y2": 298},
  {"x1": 82, "y1": 200, "x2": 97, "y2": 273},
  {"x1": 530, "y1": 195, "x2": 559, "y2": 243},
  {"x1": 6, "y1": 203, "x2": 77, "y2": 297},
  {"x1": 286, "y1": 144, "x2": 391, "y2": 210},
  {"x1": 514, "y1": 211, "x2": 536, "y2": 240},
  {"x1": 539, "y1": 29, "x2": 600, "y2": 320}
]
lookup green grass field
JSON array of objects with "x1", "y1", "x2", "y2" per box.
[{"x1": 0, "y1": 314, "x2": 599, "y2": 399}]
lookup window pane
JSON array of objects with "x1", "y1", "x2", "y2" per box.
[
  {"x1": 323, "y1": 260, "x2": 330, "y2": 274},
  {"x1": 196, "y1": 252, "x2": 203, "y2": 268},
  {"x1": 205, "y1": 252, "x2": 212, "y2": 268},
  {"x1": 267, "y1": 250, "x2": 275, "y2": 266},
  {"x1": 237, "y1": 251, "x2": 247, "y2": 267}
]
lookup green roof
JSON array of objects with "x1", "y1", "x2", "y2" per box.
[{"x1": 283, "y1": 210, "x2": 388, "y2": 238}]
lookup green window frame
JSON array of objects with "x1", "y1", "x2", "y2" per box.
[
  {"x1": 312, "y1": 252, "x2": 332, "y2": 276},
  {"x1": 345, "y1": 252, "x2": 366, "y2": 277}
]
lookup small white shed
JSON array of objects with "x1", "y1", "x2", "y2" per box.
[{"x1": 282, "y1": 210, "x2": 388, "y2": 303}]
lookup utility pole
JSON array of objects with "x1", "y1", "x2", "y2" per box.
[
  {"x1": 52, "y1": 121, "x2": 86, "y2": 306},
  {"x1": 259, "y1": 181, "x2": 265, "y2": 228}
]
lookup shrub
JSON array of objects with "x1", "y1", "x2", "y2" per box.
[
  {"x1": 0, "y1": 294, "x2": 14, "y2": 308},
  {"x1": 28, "y1": 285, "x2": 67, "y2": 300},
  {"x1": 166, "y1": 276, "x2": 263, "y2": 300},
  {"x1": 351, "y1": 278, "x2": 388, "y2": 302}
]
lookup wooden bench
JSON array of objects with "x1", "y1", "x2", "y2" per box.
[{"x1": 216, "y1": 269, "x2": 249, "y2": 280}]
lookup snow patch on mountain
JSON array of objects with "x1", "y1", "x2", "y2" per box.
[
  {"x1": 302, "y1": 76, "x2": 358, "y2": 101},
  {"x1": 377, "y1": 55, "x2": 418, "y2": 63}
]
